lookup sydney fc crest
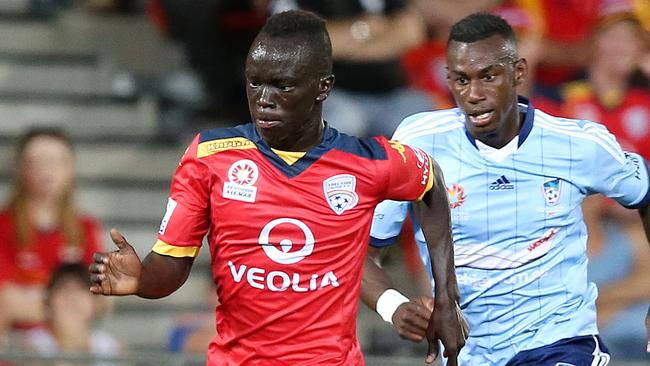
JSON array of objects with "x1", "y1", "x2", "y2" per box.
[
  {"x1": 542, "y1": 178, "x2": 562, "y2": 206},
  {"x1": 323, "y1": 174, "x2": 359, "y2": 215}
]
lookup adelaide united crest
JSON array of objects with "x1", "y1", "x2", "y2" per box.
[{"x1": 323, "y1": 174, "x2": 359, "y2": 215}]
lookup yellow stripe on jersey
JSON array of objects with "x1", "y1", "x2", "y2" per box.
[
  {"x1": 417, "y1": 158, "x2": 435, "y2": 201},
  {"x1": 197, "y1": 137, "x2": 256, "y2": 158},
  {"x1": 152, "y1": 239, "x2": 200, "y2": 258},
  {"x1": 635, "y1": 0, "x2": 650, "y2": 31},
  {"x1": 271, "y1": 148, "x2": 306, "y2": 165}
]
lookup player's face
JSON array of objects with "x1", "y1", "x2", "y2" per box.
[
  {"x1": 447, "y1": 35, "x2": 527, "y2": 145},
  {"x1": 245, "y1": 35, "x2": 333, "y2": 151},
  {"x1": 19, "y1": 136, "x2": 74, "y2": 201}
]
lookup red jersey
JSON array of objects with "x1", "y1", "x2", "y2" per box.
[
  {"x1": 154, "y1": 124, "x2": 434, "y2": 365},
  {"x1": 0, "y1": 209, "x2": 103, "y2": 286},
  {"x1": 561, "y1": 81, "x2": 650, "y2": 160}
]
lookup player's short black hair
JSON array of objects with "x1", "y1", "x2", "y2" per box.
[
  {"x1": 259, "y1": 10, "x2": 332, "y2": 74},
  {"x1": 448, "y1": 12, "x2": 517, "y2": 46}
]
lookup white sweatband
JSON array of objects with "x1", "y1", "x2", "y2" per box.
[{"x1": 376, "y1": 289, "x2": 410, "y2": 324}]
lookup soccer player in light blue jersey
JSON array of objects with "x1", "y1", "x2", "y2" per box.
[{"x1": 361, "y1": 12, "x2": 650, "y2": 366}]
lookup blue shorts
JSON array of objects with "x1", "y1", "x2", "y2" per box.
[{"x1": 505, "y1": 335, "x2": 610, "y2": 366}]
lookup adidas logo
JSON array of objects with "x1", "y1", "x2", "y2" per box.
[{"x1": 489, "y1": 175, "x2": 515, "y2": 190}]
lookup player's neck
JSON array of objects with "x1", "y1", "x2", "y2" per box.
[
  {"x1": 475, "y1": 111, "x2": 523, "y2": 149},
  {"x1": 268, "y1": 118, "x2": 325, "y2": 152}
]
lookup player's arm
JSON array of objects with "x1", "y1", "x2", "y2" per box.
[
  {"x1": 361, "y1": 246, "x2": 435, "y2": 342},
  {"x1": 89, "y1": 229, "x2": 194, "y2": 299},
  {"x1": 90, "y1": 134, "x2": 207, "y2": 299},
  {"x1": 413, "y1": 160, "x2": 467, "y2": 364}
]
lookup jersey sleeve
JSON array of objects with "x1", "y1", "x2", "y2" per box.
[
  {"x1": 376, "y1": 136, "x2": 434, "y2": 202},
  {"x1": 153, "y1": 134, "x2": 211, "y2": 257},
  {"x1": 369, "y1": 199, "x2": 410, "y2": 248},
  {"x1": 582, "y1": 125, "x2": 650, "y2": 208}
]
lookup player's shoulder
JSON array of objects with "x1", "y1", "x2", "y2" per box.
[
  {"x1": 193, "y1": 123, "x2": 259, "y2": 157},
  {"x1": 534, "y1": 108, "x2": 617, "y2": 142},
  {"x1": 392, "y1": 108, "x2": 464, "y2": 143},
  {"x1": 198, "y1": 123, "x2": 257, "y2": 144},
  {"x1": 533, "y1": 108, "x2": 625, "y2": 161},
  {"x1": 327, "y1": 126, "x2": 390, "y2": 161}
]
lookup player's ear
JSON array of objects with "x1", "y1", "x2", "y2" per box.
[
  {"x1": 513, "y1": 58, "x2": 528, "y2": 87},
  {"x1": 316, "y1": 74, "x2": 335, "y2": 103}
]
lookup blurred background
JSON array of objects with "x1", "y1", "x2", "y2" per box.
[{"x1": 0, "y1": 0, "x2": 648, "y2": 365}]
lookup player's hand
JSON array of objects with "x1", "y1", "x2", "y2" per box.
[
  {"x1": 89, "y1": 228, "x2": 142, "y2": 296},
  {"x1": 425, "y1": 300, "x2": 468, "y2": 365},
  {"x1": 392, "y1": 296, "x2": 434, "y2": 342}
]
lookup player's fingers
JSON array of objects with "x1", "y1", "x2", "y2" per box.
[
  {"x1": 89, "y1": 285, "x2": 103, "y2": 295},
  {"x1": 421, "y1": 297, "x2": 434, "y2": 312},
  {"x1": 90, "y1": 273, "x2": 105, "y2": 284},
  {"x1": 110, "y1": 228, "x2": 130, "y2": 250},
  {"x1": 397, "y1": 322, "x2": 427, "y2": 340},
  {"x1": 400, "y1": 331, "x2": 425, "y2": 342},
  {"x1": 445, "y1": 352, "x2": 458, "y2": 366},
  {"x1": 425, "y1": 337, "x2": 439, "y2": 364},
  {"x1": 88, "y1": 263, "x2": 105, "y2": 274},
  {"x1": 93, "y1": 252, "x2": 108, "y2": 264}
]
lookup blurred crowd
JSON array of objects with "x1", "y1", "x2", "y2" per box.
[{"x1": 0, "y1": 0, "x2": 648, "y2": 363}]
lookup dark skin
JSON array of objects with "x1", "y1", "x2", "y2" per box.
[
  {"x1": 362, "y1": 160, "x2": 468, "y2": 365},
  {"x1": 89, "y1": 34, "x2": 334, "y2": 298},
  {"x1": 363, "y1": 33, "x2": 650, "y2": 356},
  {"x1": 447, "y1": 35, "x2": 527, "y2": 148},
  {"x1": 90, "y1": 32, "x2": 466, "y2": 361},
  {"x1": 362, "y1": 34, "x2": 523, "y2": 363}
]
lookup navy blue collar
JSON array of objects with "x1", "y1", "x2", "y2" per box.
[
  {"x1": 463, "y1": 95, "x2": 535, "y2": 148},
  {"x1": 251, "y1": 122, "x2": 337, "y2": 178}
]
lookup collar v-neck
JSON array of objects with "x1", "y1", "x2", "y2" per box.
[
  {"x1": 252, "y1": 123, "x2": 336, "y2": 178},
  {"x1": 463, "y1": 95, "x2": 536, "y2": 151}
]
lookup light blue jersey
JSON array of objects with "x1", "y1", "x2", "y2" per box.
[{"x1": 370, "y1": 97, "x2": 650, "y2": 365}]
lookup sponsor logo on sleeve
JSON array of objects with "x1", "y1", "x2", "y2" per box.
[
  {"x1": 323, "y1": 174, "x2": 359, "y2": 215},
  {"x1": 388, "y1": 140, "x2": 407, "y2": 163},
  {"x1": 222, "y1": 159, "x2": 259, "y2": 203},
  {"x1": 159, "y1": 197, "x2": 177, "y2": 234}
]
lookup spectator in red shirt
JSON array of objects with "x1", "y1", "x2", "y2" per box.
[{"x1": 0, "y1": 128, "x2": 104, "y2": 345}]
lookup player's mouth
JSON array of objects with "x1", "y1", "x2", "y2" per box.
[
  {"x1": 467, "y1": 110, "x2": 494, "y2": 127},
  {"x1": 255, "y1": 118, "x2": 282, "y2": 129}
]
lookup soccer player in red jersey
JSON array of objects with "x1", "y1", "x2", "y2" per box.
[{"x1": 89, "y1": 10, "x2": 466, "y2": 366}]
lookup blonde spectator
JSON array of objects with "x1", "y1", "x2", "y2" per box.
[{"x1": 0, "y1": 128, "x2": 105, "y2": 343}]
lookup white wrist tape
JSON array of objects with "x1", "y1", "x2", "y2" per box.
[{"x1": 376, "y1": 289, "x2": 410, "y2": 324}]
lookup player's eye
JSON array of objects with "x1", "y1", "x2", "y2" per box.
[
  {"x1": 279, "y1": 85, "x2": 295, "y2": 92},
  {"x1": 456, "y1": 77, "x2": 468, "y2": 86},
  {"x1": 483, "y1": 74, "x2": 496, "y2": 82},
  {"x1": 248, "y1": 81, "x2": 260, "y2": 88}
]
